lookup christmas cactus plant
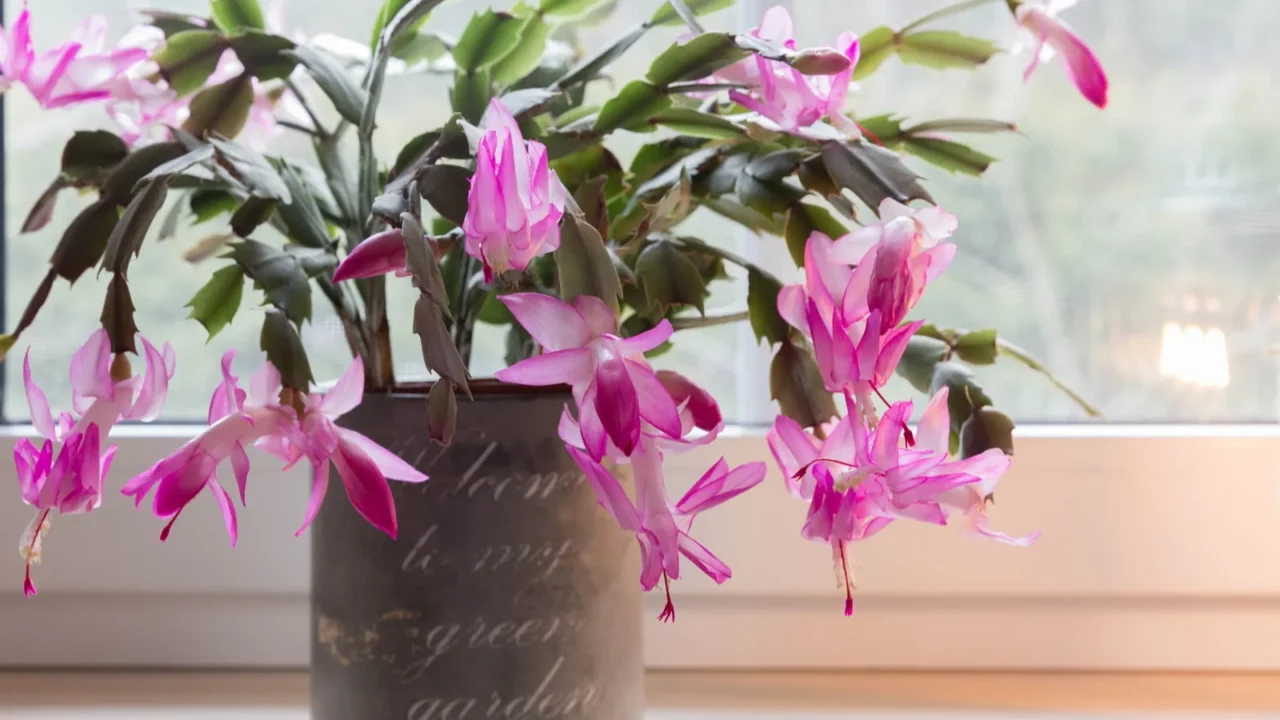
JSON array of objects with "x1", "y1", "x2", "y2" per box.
[{"x1": 5, "y1": 0, "x2": 1106, "y2": 615}]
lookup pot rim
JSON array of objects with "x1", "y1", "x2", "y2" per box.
[{"x1": 369, "y1": 379, "x2": 571, "y2": 398}]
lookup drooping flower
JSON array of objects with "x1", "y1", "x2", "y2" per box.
[
  {"x1": 1012, "y1": 0, "x2": 1108, "y2": 109},
  {"x1": 566, "y1": 439, "x2": 766, "y2": 621},
  {"x1": 495, "y1": 293, "x2": 682, "y2": 459},
  {"x1": 289, "y1": 356, "x2": 430, "y2": 539},
  {"x1": 462, "y1": 98, "x2": 567, "y2": 280},
  {"x1": 16, "y1": 330, "x2": 173, "y2": 595},
  {"x1": 777, "y1": 241, "x2": 920, "y2": 425},
  {"x1": 331, "y1": 228, "x2": 448, "y2": 284},
  {"x1": 777, "y1": 204, "x2": 954, "y2": 424},
  {"x1": 722, "y1": 6, "x2": 861, "y2": 135},
  {"x1": 332, "y1": 229, "x2": 411, "y2": 283},
  {"x1": 769, "y1": 402, "x2": 983, "y2": 615},
  {"x1": 831, "y1": 199, "x2": 957, "y2": 331},
  {"x1": 121, "y1": 352, "x2": 294, "y2": 546}
]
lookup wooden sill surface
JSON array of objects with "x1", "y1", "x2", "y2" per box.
[{"x1": 0, "y1": 671, "x2": 1278, "y2": 712}]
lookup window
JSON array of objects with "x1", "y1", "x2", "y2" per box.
[
  {"x1": 4, "y1": 0, "x2": 1277, "y2": 672},
  {"x1": 5, "y1": 0, "x2": 763, "y2": 421}
]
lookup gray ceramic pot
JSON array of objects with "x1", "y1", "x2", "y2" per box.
[{"x1": 311, "y1": 386, "x2": 643, "y2": 720}]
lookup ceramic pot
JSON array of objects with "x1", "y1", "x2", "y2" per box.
[{"x1": 311, "y1": 386, "x2": 642, "y2": 720}]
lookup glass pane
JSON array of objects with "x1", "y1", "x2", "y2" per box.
[
  {"x1": 10, "y1": 0, "x2": 1273, "y2": 425},
  {"x1": 3, "y1": 0, "x2": 763, "y2": 423},
  {"x1": 796, "y1": 0, "x2": 1280, "y2": 423}
]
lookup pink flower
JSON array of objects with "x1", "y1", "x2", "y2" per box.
[
  {"x1": 495, "y1": 293, "x2": 681, "y2": 459},
  {"x1": 121, "y1": 352, "x2": 294, "y2": 546},
  {"x1": 769, "y1": 402, "x2": 982, "y2": 615},
  {"x1": 44, "y1": 16, "x2": 155, "y2": 109},
  {"x1": 566, "y1": 439, "x2": 765, "y2": 621},
  {"x1": 16, "y1": 329, "x2": 173, "y2": 596},
  {"x1": 105, "y1": 32, "x2": 308, "y2": 148},
  {"x1": 331, "y1": 228, "x2": 448, "y2": 284},
  {"x1": 778, "y1": 245, "x2": 920, "y2": 424},
  {"x1": 332, "y1": 229, "x2": 411, "y2": 283},
  {"x1": 0, "y1": 6, "x2": 153, "y2": 110},
  {"x1": 777, "y1": 204, "x2": 954, "y2": 423},
  {"x1": 290, "y1": 356, "x2": 429, "y2": 539},
  {"x1": 831, "y1": 199, "x2": 957, "y2": 331},
  {"x1": 1015, "y1": 0, "x2": 1108, "y2": 109},
  {"x1": 462, "y1": 98, "x2": 567, "y2": 280},
  {"x1": 723, "y1": 6, "x2": 860, "y2": 135}
]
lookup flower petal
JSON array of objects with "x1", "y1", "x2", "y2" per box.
[
  {"x1": 776, "y1": 284, "x2": 808, "y2": 331},
  {"x1": 296, "y1": 458, "x2": 329, "y2": 536},
  {"x1": 767, "y1": 414, "x2": 819, "y2": 497},
  {"x1": 1019, "y1": 6, "x2": 1107, "y2": 109},
  {"x1": 320, "y1": 356, "x2": 365, "y2": 418},
  {"x1": 208, "y1": 479, "x2": 239, "y2": 548},
  {"x1": 208, "y1": 350, "x2": 242, "y2": 424},
  {"x1": 23, "y1": 351, "x2": 55, "y2": 441},
  {"x1": 338, "y1": 428, "x2": 428, "y2": 483},
  {"x1": 637, "y1": 530, "x2": 663, "y2": 591},
  {"x1": 153, "y1": 450, "x2": 215, "y2": 519},
  {"x1": 577, "y1": 382, "x2": 610, "y2": 460},
  {"x1": 574, "y1": 295, "x2": 616, "y2": 336},
  {"x1": 332, "y1": 229, "x2": 407, "y2": 282},
  {"x1": 620, "y1": 320, "x2": 673, "y2": 355},
  {"x1": 625, "y1": 361, "x2": 683, "y2": 439},
  {"x1": 334, "y1": 436, "x2": 398, "y2": 538},
  {"x1": 248, "y1": 361, "x2": 283, "y2": 408},
  {"x1": 678, "y1": 532, "x2": 732, "y2": 584},
  {"x1": 69, "y1": 328, "x2": 113, "y2": 403},
  {"x1": 58, "y1": 423, "x2": 103, "y2": 514},
  {"x1": 971, "y1": 509, "x2": 1040, "y2": 547},
  {"x1": 14, "y1": 439, "x2": 51, "y2": 506},
  {"x1": 496, "y1": 347, "x2": 593, "y2": 387},
  {"x1": 632, "y1": 441, "x2": 680, "y2": 578},
  {"x1": 565, "y1": 445, "x2": 641, "y2": 532},
  {"x1": 656, "y1": 370, "x2": 722, "y2": 436},
  {"x1": 593, "y1": 352, "x2": 640, "y2": 455},
  {"x1": 943, "y1": 448, "x2": 1012, "y2": 499},
  {"x1": 875, "y1": 319, "x2": 924, "y2": 386},
  {"x1": 915, "y1": 387, "x2": 951, "y2": 456},
  {"x1": 231, "y1": 441, "x2": 250, "y2": 505},
  {"x1": 126, "y1": 334, "x2": 171, "y2": 422},
  {"x1": 499, "y1": 293, "x2": 591, "y2": 351},
  {"x1": 677, "y1": 460, "x2": 767, "y2": 515}
]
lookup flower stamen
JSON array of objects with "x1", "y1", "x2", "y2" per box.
[
  {"x1": 657, "y1": 571, "x2": 676, "y2": 623},
  {"x1": 21, "y1": 509, "x2": 51, "y2": 597}
]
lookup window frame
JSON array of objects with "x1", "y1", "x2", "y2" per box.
[{"x1": 5, "y1": 0, "x2": 1279, "y2": 673}]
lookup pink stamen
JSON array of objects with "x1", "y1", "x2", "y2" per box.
[
  {"x1": 872, "y1": 386, "x2": 892, "y2": 408},
  {"x1": 855, "y1": 123, "x2": 884, "y2": 146},
  {"x1": 657, "y1": 571, "x2": 676, "y2": 623},
  {"x1": 839, "y1": 542, "x2": 854, "y2": 617},
  {"x1": 22, "y1": 509, "x2": 50, "y2": 597},
  {"x1": 159, "y1": 510, "x2": 183, "y2": 542},
  {"x1": 792, "y1": 456, "x2": 858, "y2": 479}
]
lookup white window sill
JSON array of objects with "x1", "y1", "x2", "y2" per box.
[
  {"x1": 2, "y1": 426, "x2": 1279, "y2": 669},
  {"x1": 0, "y1": 670, "x2": 1276, "y2": 715}
]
